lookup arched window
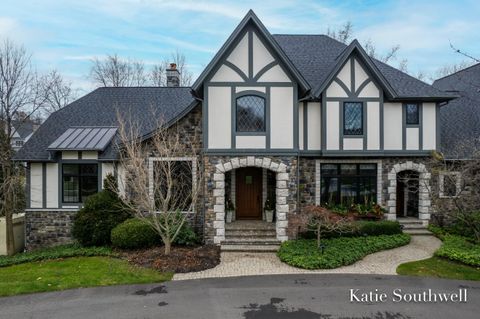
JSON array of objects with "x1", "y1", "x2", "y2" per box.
[{"x1": 236, "y1": 95, "x2": 266, "y2": 132}]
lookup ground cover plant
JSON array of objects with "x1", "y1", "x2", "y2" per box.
[{"x1": 278, "y1": 234, "x2": 410, "y2": 269}]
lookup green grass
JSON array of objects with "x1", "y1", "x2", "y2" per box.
[
  {"x1": 0, "y1": 256, "x2": 172, "y2": 297},
  {"x1": 0, "y1": 244, "x2": 115, "y2": 268},
  {"x1": 397, "y1": 257, "x2": 480, "y2": 281},
  {"x1": 278, "y1": 234, "x2": 411, "y2": 269}
]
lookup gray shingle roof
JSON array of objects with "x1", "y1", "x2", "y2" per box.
[
  {"x1": 273, "y1": 34, "x2": 453, "y2": 99},
  {"x1": 12, "y1": 120, "x2": 35, "y2": 139},
  {"x1": 433, "y1": 63, "x2": 480, "y2": 158},
  {"x1": 14, "y1": 87, "x2": 196, "y2": 161}
]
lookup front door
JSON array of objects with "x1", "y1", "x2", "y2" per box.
[{"x1": 236, "y1": 167, "x2": 263, "y2": 220}]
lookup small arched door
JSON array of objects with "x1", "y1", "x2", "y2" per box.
[{"x1": 396, "y1": 170, "x2": 419, "y2": 218}]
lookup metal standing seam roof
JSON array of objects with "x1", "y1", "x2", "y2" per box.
[{"x1": 47, "y1": 127, "x2": 118, "y2": 151}]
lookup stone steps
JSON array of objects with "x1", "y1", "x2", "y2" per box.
[
  {"x1": 403, "y1": 229, "x2": 433, "y2": 236},
  {"x1": 225, "y1": 229, "x2": 277, "y2": 237},
  {"x1": 397, "y1": 218, "x2": 432, "y2": 236},
  {"x1": 223, "y1": 238, "x2": 281, "y2": 245},
  {"x1": 221, "y1": 244, "x2": 280, "y2": 252}
]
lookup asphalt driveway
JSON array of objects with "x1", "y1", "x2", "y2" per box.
[{"x1": 0, "y1": 274, "x2": 478, "y2": 319}]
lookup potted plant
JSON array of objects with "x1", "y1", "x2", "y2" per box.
[
  {"x1": 225, "y1": 198, "x2": 235, "y2": 223},
  {"x1": 264, "y1": 197, "x2": 275, "y2": 222}
]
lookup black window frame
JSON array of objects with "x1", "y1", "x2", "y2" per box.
[
  {"x1": 62, "y1": 163, "x2": 99, "y2": 203},
  {"x1": 320, "y1": 163, "x2": 377, "y2": 205},
  {"x1": 405, "y1": 103, "x2": 420, "y2": 125},
  {"x1": 235, "y1": 94, "x2": 266, "y2": 133},
  {"x1": 343, "y1": 102, "x2": 364, "y2": 136}
]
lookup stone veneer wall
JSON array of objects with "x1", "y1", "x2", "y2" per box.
[
  {"x1": 203, "y1": 155, "x2": 298, "y2": 244},
  {"x1": 25, "y1": 210, "x2": 77, "y2": 250}
]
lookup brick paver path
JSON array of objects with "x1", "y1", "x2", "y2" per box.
[{"x1": 173, "y1": 236, "x2": 441, "y2": 280}]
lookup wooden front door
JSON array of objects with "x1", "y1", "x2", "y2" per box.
[{"x1": 236, "y1": 167, "x2": 263, "y2": 220}]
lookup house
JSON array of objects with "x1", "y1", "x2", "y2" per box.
[
  {"x1": 9, "y1": 120, "x2": 37, "y2": 152},
  {"x1": 14, "y1": 10, "x2": 457, "y2": 250}
]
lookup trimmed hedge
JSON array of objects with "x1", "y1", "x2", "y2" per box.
[
  {"x1": 278, "y1": 234, "x2": 411, "y2": 269},
  {"x1": 111, "y1": 219, "x2": 161, "y2": 249},
  {"x1": 111, "y1": 218, "x2": 199, "y2": 250},
  {"x1": 0, "y1": 244, "x2": 114, "y2": 268},
  {"x1": 434, "y1": 235, "x2": 480, "y2": 267},
  {"x1": 72, "y1": 191, "x2": 131, "y2": 247},
  {"x1": 299, "y1": 220, "x2": 402, "y2": 239}
]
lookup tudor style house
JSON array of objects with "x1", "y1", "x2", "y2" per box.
[{"x1": 15, "y1": 11, "x2": 456, "y2": 250}]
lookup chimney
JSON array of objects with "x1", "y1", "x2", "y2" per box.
[{"x1": 166, "y1": 63, "x2": 180, "y2": 87}]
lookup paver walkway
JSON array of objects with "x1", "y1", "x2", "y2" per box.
[{"x1": 173, "y1": 235, "x2": 441, "y2": 280}]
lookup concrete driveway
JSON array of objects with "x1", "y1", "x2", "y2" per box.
[{"x1": 0, "y1": 274, "x2": 478, "y2": 319}]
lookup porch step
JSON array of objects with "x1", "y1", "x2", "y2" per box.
[
  {"x1": 397, "y1": 218, "x2": 425, "y2": 225},
  {"x1": 401, "y1": 223, "x2": 428, "y2": 230},
  {"x1": 403, "y1": 229, "x2": 433, "y2": 236},
  {"x1": 225, "y1": 229, "x2": 277, "y2": 237},
  {"x1": 223, "y1": 238, "x2": 281, "y2": 245},
  {"x1": 221, "y1": 244, "x2": 280, "y2": 252},
  {"x1": 225, "y1": 221, "x2": 276, "y2": 231}
]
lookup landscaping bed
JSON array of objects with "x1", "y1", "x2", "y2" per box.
[
  {"x1": 119, "y1": 244, "x2": 221, "y2": 273},
  {"x1": 278, "y1": 234, "x2": 411, "y2": 269}
]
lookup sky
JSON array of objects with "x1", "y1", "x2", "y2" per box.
[{"x1": 0, "y1": 0, "x2": 478, "y2": 93}]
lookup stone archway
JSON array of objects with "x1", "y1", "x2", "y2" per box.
[
  {"x1": 212, "y1": 156, "x2": 289, "y2": 244},
  {"x1": 386, "y1": 161, "x2": 431, "y2": 222}
]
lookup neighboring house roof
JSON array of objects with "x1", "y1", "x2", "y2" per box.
[
  {"x1": 433, "y1": 63, "x2": 480, "y2": 158},
  {"x1": 11, "y1": 120, "x2": 36, "y2": 139},
  {"x1": 14, "y1": 87, "x2": 196, "y2": 161},
  {"x1": 273, "y1": 34, "x2": 455, "y2": 101}
]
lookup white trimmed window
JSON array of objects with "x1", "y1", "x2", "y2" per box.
[
  {"x1": 439, "y1": 172, "x2": 461, "y2": 198},
  {"x1": 148, "y1": 157, "x2": 197, "y2": 213}
]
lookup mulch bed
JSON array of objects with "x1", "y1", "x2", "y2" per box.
[{"x1": 118, "y1": 245, "x2": 221, "y2": 273}]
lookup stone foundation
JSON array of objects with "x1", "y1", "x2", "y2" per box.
[{"x1": 25, "y1": 210, "x2": 77, "y2": 250}]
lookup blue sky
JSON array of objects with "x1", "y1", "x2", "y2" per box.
[{"x1": 1, "y1": 0, "x2": 478, "y2": 93}]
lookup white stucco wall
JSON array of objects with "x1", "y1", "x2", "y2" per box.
[
  {"x1": 326, "y1": 81, "x2": 348, "y2": 98},
  {"x1": 226, "y1": 33, "x2": 249, "y2": 76},
  {"x1": 62, "y1": 151, "x2": 78, "y2": 160},
  {"x1": 422, "y1": 102, "x2": 436, "y2": 150},
  {"x1": 102, "y1": 162, "x2": 115, "y2": 188},
  {"x1": 236, "y1": 135, "x2": 266, "y2": 148},
  {"x1": 257, "y1": 65, "x2": 290, "y2": 82},
  {"x1": 270, "y1": 86, "x2": 293, "y2": 148},
  {"x1": 384, "y1": 102, "x2": 402, "y2": 150},
  {"x1": 30, "y1": 163, "x2": 43, "y2": 208},
  {"x1": 208, "y1": 86, "x2": 231, "y2": 149},
  {"x1": 406, "y1": 127, "x2": 419, "y2": 150},
  {"x1": 358, "y1": 81, "x2": 380, "y2": 98},
  {"x1": 367, "y1": 101, "x2": 380, "y2": 150},
  {"x1": 210, "y1": 64, "x2": 244, "y2": 82},
  {"x1": 235, "y1": 86, "x2": 266, "y2": 93},
  {"x1": 45, "y1": 163, "x2": 58, "y2": 208},
  {"x1": 326, "y1": 101, "x2": 340, "y2": 150},
  {"x1": 82, "y1": 151, "x2": 98, "y2": 160},
  {"x1": 354, "y1": 58, "x2": 369, "y2": 92},
  {"x1": 343, "y1": 138, "x2": 363, "y2": 150},
  {"x1": 252, "y1": 32, "x2": 275, "y2": 77},
  {"x1": 336, "y1": 59, "x2": 351, "y2": 90},
  {"x1": 116, "y1": 163, "x2": 126, "y2": 198},
  {"x1": 298, "y1": 103, "x2": 304, "y2": 150},
  {"x1": 307, "y1": 102, "x2": 321, "y2": 150}
]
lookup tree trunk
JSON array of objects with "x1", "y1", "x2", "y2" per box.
[
  {"x1": 317, "y1": 225, "x2": 321, "y2": 249},
  {"x1": 3, "y1": 165, "x2": 15, "y2": 256},
  {"x1": 164, "y1": 239, "x2": 171, "y2": 255}
]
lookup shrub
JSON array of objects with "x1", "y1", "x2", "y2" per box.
[
  {"x1": 357, "y1": 221, "x2": 402, "y2": 236},
  {"x1": 111, "y1": 218, "x2": 198, "y2": 249},
  {"x1": 278, "y1": 234, "x2": 410, "y2": 269},
  {"x1": 72, "y1": 191, "x2": 131, "y2": 246},
  {"x1": 434, "y1": 235, "x2": 480, "y2": 267},
  {"x1": 111, "y1": 218, "x2": 161, "y2": 249}
]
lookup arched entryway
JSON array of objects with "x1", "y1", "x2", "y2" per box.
[
  {"x1": 386, "y1": 162, "x2": 431, "y2": 221},
  {"x1": 212, "y1": 156, "x2": 289, "y2": 244}
]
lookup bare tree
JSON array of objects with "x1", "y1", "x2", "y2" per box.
[
  {"x1": 0, "y1": 39, "x2": 47, "y2": 255},
  {"x1": 449, "y1": 42, "x2": 480, "y2": 63},
  {"x1": 90, "y1": 54, "x2": 147, "y2": 87},
  {"x1": 41, "y1": 70, "x2": 77, "y2": 114},
  {"x1": 327, "y1": 21, "x2": 353, "y2": 44},
  {"x1": 116, "y1": 111, "x2": 202, "y2": 255},
  {"x1": 150, "y1": 63, "x2": 166, "y2": 87}
]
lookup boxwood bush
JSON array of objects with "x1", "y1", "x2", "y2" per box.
[
  {"x1": 111, "y1": 218, "x2": 199, "y2": 250},
  {"x1": 72, "y1": 191, "x2": 131, "y2": 247},
  {"x1": 299, "y1": 220, "x2": 402, "y2": 239},
  {"x1": 111, "y1": 218, "x2": 161, "y2": 249},
  {"x1": 278, "y1": 234, "x2": 411, "y2": 269}
]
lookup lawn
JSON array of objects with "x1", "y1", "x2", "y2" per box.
[
  {"x1": 278, "y1": 234, "x2": 410, "y2": 269},
  {"x1": 397, "y1": 257, "x2": 480, "y2": 281},
  {"x1": 0, "y1": 256, "x2": 172, "y2": 297}
]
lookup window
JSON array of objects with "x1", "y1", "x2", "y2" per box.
[
  {"x1": 320, "y1": 163, "x2": 377, "y2": 205},
  {"x1": 236, "y1": 95, "x2": 266, "y2": 132},
  {"x1": 62, "y1": 164, "x2": 98, "y2": 203},
  {"x1": 343, "y1": 102, "x2": 363, "y2": 135},
  {"x1": 439, "y1": 172, "x2": 461, "y2": 198},
  {"x1": 15, "y1": 140, "x2": 24, "y2": 147},
  {"x1": 406, "y1": 103, "x2": 419, "y2": 125},
  {"x1": 149, "y1": 158, "x2": 196, "y2": 212}
]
